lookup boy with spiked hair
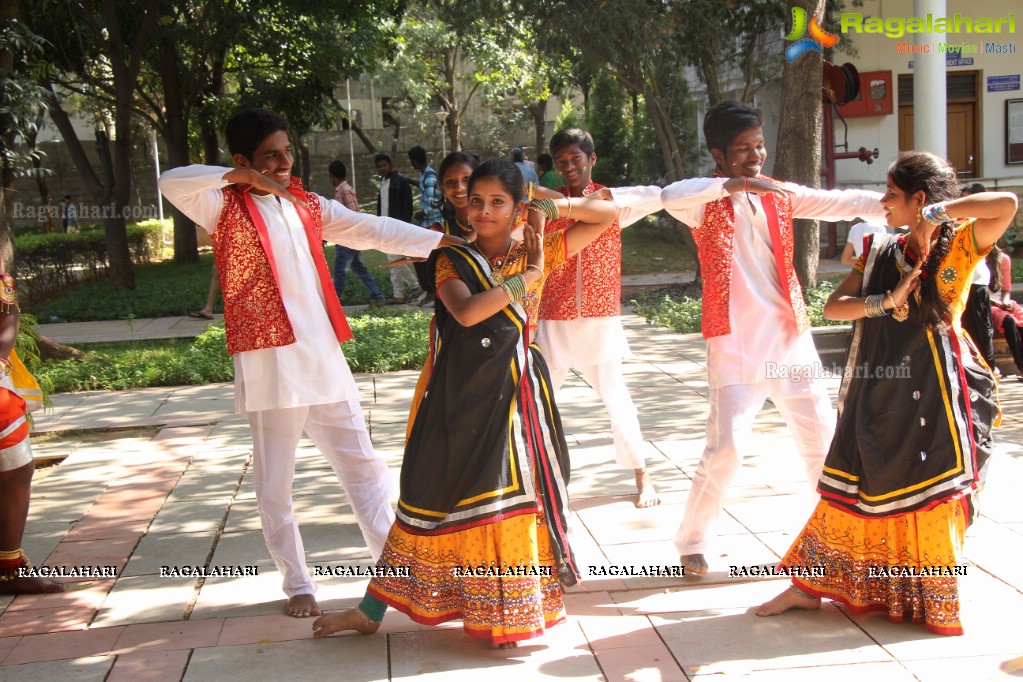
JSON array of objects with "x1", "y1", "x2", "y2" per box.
[{"x1": 660, "y1": 101, "x2": 885, "y2": 575}]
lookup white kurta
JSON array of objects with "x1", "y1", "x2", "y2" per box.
[
  {"x1": 536, "y1": 185, "x2": 666, "y2": 369},
  {"x1": 158, "y1": 165, "x2": 443, "y2": 412},
  {"x1": 661, "y1": 178, "x2": 885, "y2": 388},
  {"x1": 660, "y1": 177, "x2": 885, "y2": 557}
]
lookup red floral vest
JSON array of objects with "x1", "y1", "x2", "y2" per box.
[
  {"x1": 538, "y1": 182, "x2": 622, "y2": 321},
  {"x1": 695, "y1": 179, "x2": 809, "y2": 339},
  {"x1": 213, "y1": 178, "x2": 352, "y2": 355}
]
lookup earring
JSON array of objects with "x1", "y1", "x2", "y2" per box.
[{"x1": 514, "y1": 214, "x2": 525, "y2": 228}]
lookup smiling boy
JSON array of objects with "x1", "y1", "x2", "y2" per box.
[
  {"x1": 159, "y1": 108, "x2": 462, "y2": 618},
  {"x1": 660, "y1": 101, "x2": 885, "y2": 575},
  {"x1": 536, "y1": 128, "x2": 662, "y2": 508}
]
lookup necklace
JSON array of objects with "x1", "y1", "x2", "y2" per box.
[
  {"x1": 473, "y1": 238, "x2": 516, "y2": 285},
  {"x1": 455, "y1": 216, "x2": 473, "y2": 237}
]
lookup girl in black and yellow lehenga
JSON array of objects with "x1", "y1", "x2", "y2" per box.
[
  {"x1": 313, "y1": 159, "x2": 618, "y2": 648},
  {"x1": 757, "y1": 151, "x2": 1017, "y2": 635}
]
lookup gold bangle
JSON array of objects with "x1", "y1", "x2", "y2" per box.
[
  {"x1": 526, "y1": 182, "x2": 536, "y2": 202},
  {"x1": 565, "y1": 197, "x2": 572, "y2": 220},
  {"x1": 526, "y1": 263, "x2": 543, "y2": 277}
]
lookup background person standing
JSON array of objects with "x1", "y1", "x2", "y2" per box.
[
  {"x1": 375, "y1": 153, "x2": 424, "y2": 304},
  {"x1": 329, "y1": 160, "x2": 385, "y2": 306}
]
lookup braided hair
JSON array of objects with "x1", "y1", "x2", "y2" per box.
[
  {"x1": 887, "y1": 151, "x2": 960, "y2": 327},
  {"x1": 986, "y1": 245, "x2": 1003, "y2": 294}
]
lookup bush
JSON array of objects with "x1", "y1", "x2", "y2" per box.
[
  {"x1": 805, "y1": 280, "x2": 844, "y2": 327},
  {"x1": 16, "y1": 221, "x2": 165, "y2": 301},
  {"x1": 344, "y1": 308, "x2": 431, "y2": 372},
  {"x1": 36, "y1": 309, "x2": 431, "y2": 393},
  {"x1": 631, "y1": 292, "x2": 703, "y2": 334},
  {"x1": 37, "y1": 324, "x2": 233, "y2": 393},
  {"x1": 35, "y1": 254, "x2": 216, "y2": 322},
  {"x1": 631, "y1": 281, "x2": 842, "y2": 335}
]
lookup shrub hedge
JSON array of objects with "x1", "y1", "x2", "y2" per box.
[
  {"x1": 36, "y1": 308, "x2": 432, "y2": 393},
  {"x1": 16, "y1": 221, "x2": 165, "y2": 299}
]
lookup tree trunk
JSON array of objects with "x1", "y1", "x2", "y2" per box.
[
  {"x1": 28, "y1": 109, "x2": 54, "y2": 232},
  {"x1": 641, "y1": 86, "x2": 701, "y2": 282},
  {"x1": 351, "y1": 120, "x2": 376, "y2": 154},
  {"x1": 772, "y1": 0, "x2": 824, "y2": 293},
  {"x1": 200, "y1": 47, "x2": 225, "y2": 165},
  {"x1": 159, "y1": 38, "x2": 198, "y2": 265},
  {"x1": 106, "y1": 78, "x2": 136, "y2": 290},
  {"x1": 37, "y1": 334, "x2": 86, "y2": 362},
  {"x1": 297, "y1": 135, "x2": 311, "y2": 184},
  {"x1": 529, "y1": 99, "x2": 547, "y2": 157}
]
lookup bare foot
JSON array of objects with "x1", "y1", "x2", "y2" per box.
[
  {"x1": 492, "y1": 641, "x2": 520, "y2": 649},
  {"x1": 756, "y1": 585, "x2": 821, "y2": 617},
  {"x1": 286, "y1": 593, "x2": 322, "y2": 618},
  {"x1": 0, "y1": 576, "x2": 67, "y2": 595},
  {"x1": 680, "y1": 553, "x2": 708, "y2": 575},
  {"x1": 634, "y1": 469, "x2": 661, "y2": 508},
  {"x1": 312, "y1": 608, "x2": 381, "y2": 638}
]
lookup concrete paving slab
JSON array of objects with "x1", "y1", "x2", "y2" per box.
[
  {"x1": 9, "y1": 313, "x2": 1022, "y2": 679},
  {"x1": 121, "y1": 531, "x2": 218, "y2": 577},
  {"x1": 21, "y1": 522, "x2": 71, "y2": 569},
  {"x1": 105, "y1": 649, "x2": 191, "y2": 682},
  {"x1": 611, "y1": 580, "x2": 787, "y2": 616},
  {"x1": 653, "y1": 604, "x2": 893, "y2": 676},
  {"x1": 840, "y1": 570, "x2": 1023, "y2": 660},
  {"x1": 3, "y1": 628, "x2": 125, "y2": 666},
  {"x1": 900, "y1": 655, "x2": 1023, "y2": 681},
  {"x1": 163, "y1": 469, "x2": 244, "y2": 503},
  {"x1": 223, "y1": 496, "x2": 355, "y2": 534},
  {"x1": 91, "y1": 576, "x2": 196, "y2": 627},
  {"x1": 0, "y1": 655, "x2": 115, "y2": 681},
  {"x1": 387, "y1": 623, "x2": 603, "y2": 681},
  {"x1": 146, "y1": 498, "x2": 231, "y2": 535},
  {"x1": 182, "y1": 637, "x2": 388, "y2": 682},
  {"x1": 188, "y1": 571, "x2": 288, "y2": 620}
]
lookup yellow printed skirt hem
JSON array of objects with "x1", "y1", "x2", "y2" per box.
[
  {"x1": 368, "y1": 511, "x2": 564, "y2": 645},
  {"x1": 779, "y1": 498, "x2": 967, "y2": 635}
]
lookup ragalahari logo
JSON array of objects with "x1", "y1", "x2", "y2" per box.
[{"x1": 784, "y1": 7, "x2": 840, "y2": 62}]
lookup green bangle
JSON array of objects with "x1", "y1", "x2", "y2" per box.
[{"x1": 528, "y1": 198, "x2": 559, "y2": 222}]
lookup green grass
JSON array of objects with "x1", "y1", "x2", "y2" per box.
[
  {"x1": 34, "y1": 249, "x2": 398, "y2": 322},
  {"x1": 620, "y1": 217, "x2": 695, "y2": 276},
  {"x1": 36, "y1": 308, "x2": 431, "y2": 393}
]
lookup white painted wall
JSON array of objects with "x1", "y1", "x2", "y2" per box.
[{"x1": 835, "y1": 0, "x2": 1023, "y2": 188}]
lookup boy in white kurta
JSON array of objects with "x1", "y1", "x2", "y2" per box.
[
  {"x1": 536, "y1": 128, "x2": 665, "y2": 507},
  {"x1": 659, "y1": 102, "x2": 885, "y2": 574},
  {"x1": 160, "y1": 108, "x2": 461, "y2": 617}
]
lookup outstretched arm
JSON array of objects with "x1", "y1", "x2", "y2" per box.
[
  {"x1": 158, "y1": 165, "x2": 303, "y2": 232},
  {"x1": 559, "y1": 195, "x2": 620, "y2": 256}
]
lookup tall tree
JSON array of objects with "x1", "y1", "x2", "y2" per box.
[
  {"x1": 33, "y1": 0, "x2": 161, "y2": 290},
  {"x1": 1, "y1": 0, "x2": 47, "y2": 270},
  {"x1": 772, "y1": 0, "x2": 825, "y2": 292}
]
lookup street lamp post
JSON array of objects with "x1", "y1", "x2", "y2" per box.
[{"x1": 435, "y1": 109, "x2": 449, "y2": 157}]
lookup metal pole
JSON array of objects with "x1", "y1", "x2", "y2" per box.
[
  {"x1": 347, "y1": 78, "x2": 357, "y2": 196},
  {"x1": 152, "y1": 127, "x2": 163, "y2": 222}
]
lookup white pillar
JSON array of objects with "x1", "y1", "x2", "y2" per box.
[{"x1": 913, "y1": 0, "x2": 946, "y2": 157}]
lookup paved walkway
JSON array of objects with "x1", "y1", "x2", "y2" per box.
[{"x1": 7, "y1": 308, "x2": 1023, "y2": 679}]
